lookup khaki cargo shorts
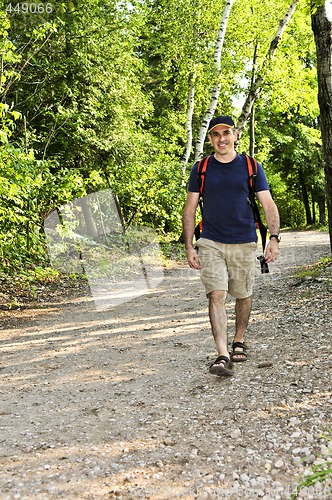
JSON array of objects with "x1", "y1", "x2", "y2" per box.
[{"x1": 195, "y1": 238, "x2": 257, "y2": 298}]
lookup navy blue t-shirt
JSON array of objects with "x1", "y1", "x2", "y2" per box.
[{"x1": 188, "y1": 153, "x2": 270, "y2": 244}]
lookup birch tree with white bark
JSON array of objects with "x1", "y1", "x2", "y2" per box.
[
  {"x1": 193, "y1": 0, "x2": 236, "y2": 161},
  {"x1": 188, "y1": 0, "x2": 301, "y2": 163}
]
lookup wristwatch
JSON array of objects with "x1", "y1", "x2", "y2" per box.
[{"x1": 269, "y1": 234, "x2": 281, "y2": 243}]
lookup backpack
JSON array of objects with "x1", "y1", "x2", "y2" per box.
[{"x1": 194, "y1": 153, "x2": 268, "y2": 272}]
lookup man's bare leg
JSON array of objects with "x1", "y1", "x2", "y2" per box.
[
  {"x1": 208, "y1": 290, "x2": 233, "y2": 375},
  {"x1": 232, "y1": 296, "x2": 252, "y2": 361},
  {"x1": 208, "y1": 290, "x2": 229, "y2": 356}
]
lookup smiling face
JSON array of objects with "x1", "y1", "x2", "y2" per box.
[{"x1": 208, "y1": 125, "x2": 238, "y2": 162}]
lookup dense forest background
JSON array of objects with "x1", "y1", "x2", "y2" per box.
[{"x1": 0, "y1": 0, "x2": 329, "y2": 274}]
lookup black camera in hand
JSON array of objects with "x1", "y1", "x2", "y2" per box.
[{"x1": 257, "y1": 255, "x2": 269, "y2": 274}]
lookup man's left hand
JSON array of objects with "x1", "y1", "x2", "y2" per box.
[{"x1": 264, "y1": 239, "x2": 279, "y2": 263}]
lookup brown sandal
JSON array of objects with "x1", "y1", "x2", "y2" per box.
[
  {"x1": 209, "y1": 355, "x2": 234, "y2": 377},
  {"x1": 231, "y1": 342, "x2": 248, "y2": 362}
]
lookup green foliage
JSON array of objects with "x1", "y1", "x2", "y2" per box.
[
  {"x1": 295, "y1": 255, "x2": 332, "y2": 279},
  {"x1": 242, "y1": 3, "x2": 325, "y2": 229},
  {"x1": 159, "y1": 238, "x2": 187, "y2": 265},
  {"x1": 0, "y1": 12, "x2": 21, "y2": 85},
  {"x1": 108, "y1": 134, "x2": 185, "y2": 233},
  {"x1": 0, "y1": 103, "x2": 21, "y2": 143},
  {"x1": 7, "y1": 0, "x2": 150, "y2": 166},
  {"x1": 0, "y1": 143, "x2": 86, "y2": 271},
  {"x1": 303, "y1": 0, "x2": 326, "y2": 15},
  {"x1": 253, "y1": 106, "x2": 324, "y2": 226},
  {"x1": 0, "y1": 0, "x2": 329, "y2": 274},
  {"x1": 264, "y1": 170, "x2": 306, "y2": 227},
  {"x1": 292, "y1": 429, "x2": 332, "y2": 499}
]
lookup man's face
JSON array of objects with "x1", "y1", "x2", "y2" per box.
[{"x1": 208, "y1": 125, "x2": 238, "y2": 157}]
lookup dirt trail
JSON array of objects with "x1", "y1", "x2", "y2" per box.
[{"x1": 0, "y1": 230, "x2": 331, "y2": 499}]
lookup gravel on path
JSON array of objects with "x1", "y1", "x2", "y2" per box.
[{"x1": 0, "y1": 230, "x2": 331, "y2": 499}]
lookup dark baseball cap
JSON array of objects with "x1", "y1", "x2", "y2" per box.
[{"x1": 208, "y1": 115, "x2": 235, "y2": 132}]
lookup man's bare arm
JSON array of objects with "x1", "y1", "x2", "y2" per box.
[
  {"x1": 256, "y1": 190, "x2": 280, "y2": 263},
  {"x1": 182, "y1": 191, "x2": 201, "y2": 269}
]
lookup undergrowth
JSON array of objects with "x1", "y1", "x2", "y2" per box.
[
  {"x1": 295, "y1": 256, "x2": 332, "y2": 280},
  {"x1": 292, "y1": 430, "x2": 332, "y2": 499}
]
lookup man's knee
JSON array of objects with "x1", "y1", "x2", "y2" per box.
[
  {"x1": 236, "y1": 295, "x2": 252, "y2": 304},
  {"x1": 208, "y1": 290, "x2": 228, "y2": 304}
]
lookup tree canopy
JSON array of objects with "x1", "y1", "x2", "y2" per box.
[{"x1": 0, "y1": 0, "x2": 329, "y2": 273}]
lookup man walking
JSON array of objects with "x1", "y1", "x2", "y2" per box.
[{"x1": 182, "y1": 116, "x2": 280, "y2": 376}]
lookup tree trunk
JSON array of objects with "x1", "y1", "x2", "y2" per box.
[
  {"x1": 318, "y1": 193, "x2": 326, "y2": 224},
  {"x1": 249, "y1": 44, "x2": 259, "y2": 156},
  {"x1": 182, "y1": 75, "x2": 195, "y2": 184},
  {"x1": 312, "y1": 3, "x2": 332, "y2": 252},
  {"x1": 311, "y1": 192, "x2": 316, "y2": 224},
  {"x1": 299, "y1": 168, "x2": 312, "y2": 225}
]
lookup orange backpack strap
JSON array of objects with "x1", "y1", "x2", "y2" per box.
[
  {"x1": 197, "y1": 155, "x2": 211, "y2": 197},
  {"x1": 244, "y1": 153, "x2": 257, "y2": 193},
  {"x1": 194, "y1": 155, "x2": 210, "y2": 241},
  {"x1": 242, "y1": 152, "x2": 267, "y2": 253}
]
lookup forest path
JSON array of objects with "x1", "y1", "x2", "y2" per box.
[{"x1": 1, "y1": 230, "x2": 331, "y2": 499}]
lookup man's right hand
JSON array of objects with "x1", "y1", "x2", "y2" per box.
[{"x1": 186, "y1": 247, "x2": 200, "y2": 269}]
